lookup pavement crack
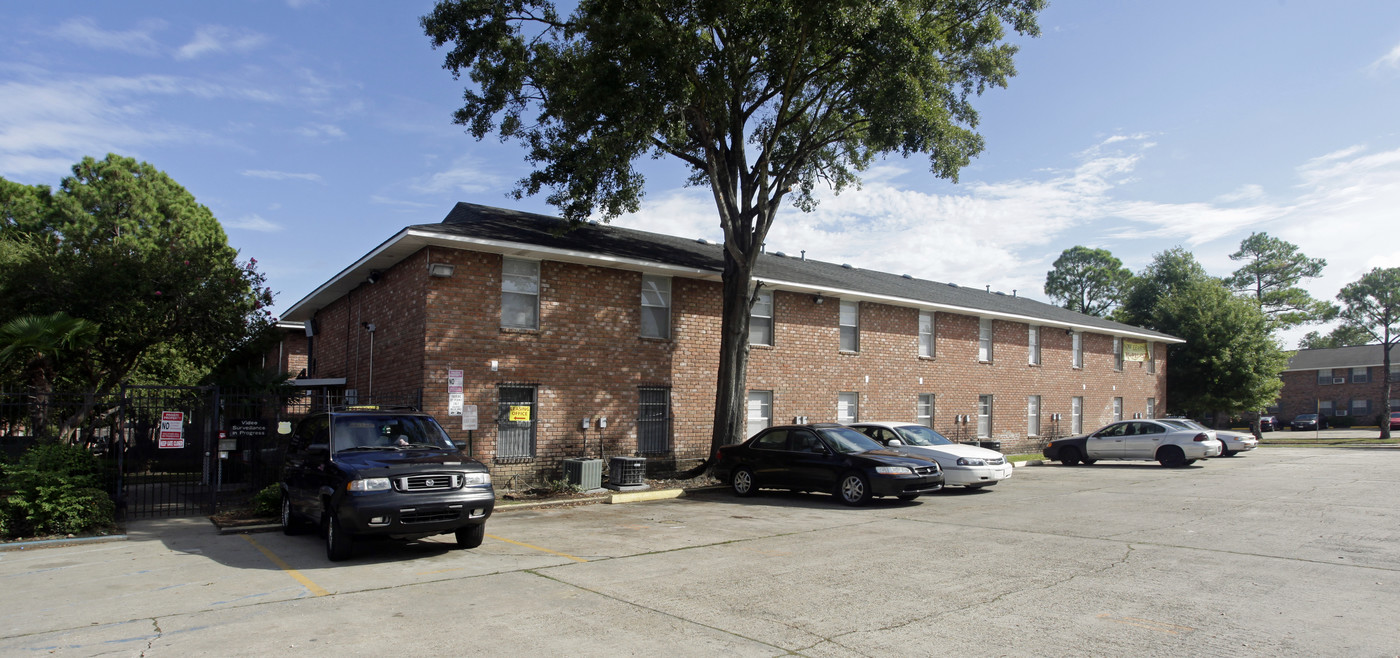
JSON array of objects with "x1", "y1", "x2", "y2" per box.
[{"x1": 140, "y1": 617, "x2": 162, "y2": 657}]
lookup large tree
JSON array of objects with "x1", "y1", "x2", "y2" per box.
[
  {"x1": 423, "y1": 0, "x2": 1043, "y2": 460},
  {"x1": 1114, "y1": 246, "x2": 1208, "y2": 328},
  {"x1": 1225, "y1": 231, "x2": 1333, "y2": 329},
  {"x1": 1043, "y1": 245, "x2": 1133, "y2": 317},
  {"x1": 0, "y1": 154, "x2": 273, "y2": 441},
  {"x1": 1297, "y1": 324, "x2": 1371, "y2": 350},
  {"x1": 1335, "y1": 267, "x2": 1400, "y2": 439}
]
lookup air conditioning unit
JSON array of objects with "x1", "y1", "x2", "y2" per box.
[
  {"x1": 1335, "y1": 409, "x2": 1348, "y2": 416},
  {"x1": 1333, "y1": 377, "x2": 1346, "y2": 384},
  {"x1": 563, "y1": 458, "x2": 603, "y2": 491},
  {"x1": 606, "y1": 456, "x2": 648, "y2": 491}
]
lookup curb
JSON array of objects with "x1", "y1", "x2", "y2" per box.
[{"x1": 0, "y1": 533, "x2": 128, "y2": 552}]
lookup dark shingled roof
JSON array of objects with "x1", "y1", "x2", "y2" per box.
[
  {"x1": 416, "y1": 202, "x2": 1178, "y2": 341},
  {"x1": 1285, "y1": 344, "x2": 1399, "y2": 371}
]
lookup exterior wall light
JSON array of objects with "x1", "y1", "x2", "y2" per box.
[
  {"x1": 814, "y1": 292, "x2": 824, "y2": 304},
  {"x1": 428, "y1": 263, "x2": 455, "y2": 278}
]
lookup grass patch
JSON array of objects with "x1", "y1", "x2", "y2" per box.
[
  {"x1": 1004, "y1": 453, "x2": 1044, "y2": 463},
  {"x1": 1259, "y1": 436, "x2": 1399, "y2": 447}
]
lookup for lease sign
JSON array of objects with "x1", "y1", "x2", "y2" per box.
[{"x1": 158, "y1": 411, "x2": 185, "y2": 449}]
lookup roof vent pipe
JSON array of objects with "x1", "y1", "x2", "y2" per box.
[{"x1": 801, "y1": 250, "x2": 806, "y2": 261}]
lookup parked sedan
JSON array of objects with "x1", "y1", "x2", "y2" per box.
[
  {"x1": 1290, "y1": 413, "x2": 1328, "y2": 431},
  {"x1": 1042, "y1": 419, "x2": 1223, "y2": 468},
  {"x1": 711, "y1": 423, "x2": 944, "y2": 505},
  {"x1": 1159, "y1": 417, "x2": 1257, "y2": 456},
  {"x1": 1390, "y1": 411, "x2": 1400, "y2": 430},
  {"x1": 1258, "y1": 415, "x2": 1278, "y2": 432},
  {"x1": 849, "y1": 422, "x2": 1012, "y2": 489}
]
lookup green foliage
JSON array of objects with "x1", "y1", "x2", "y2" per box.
[
  {"x1": 1225, "y1": 232, "x2": 1334, "y2": 329},
  {"x1": 1297, "y1": 324, "x2": 1372, "y2": 350},
  {"x1": 0, "y1": 443, "x2": 115, "y2": 538},
  {"x1": 544, "y1": 478, "x2": 582, "y2": 495},
  {"x1": 0, "y1": 155, "x2": 274, "y2": 438},
  {"x1": 1114, "y1": 246, "x2": 1210, "y2": 327},
  {"x1": 1337, "y1": 266, "x2": 1400, "y2": 438},
  {"x1": 1043, "y1": 246, "x2": 1133, "y2": 317},
  {"x1": 251, "y1": 484, "x2": 281, "y2": 517}
]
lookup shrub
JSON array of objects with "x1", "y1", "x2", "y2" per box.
[
  {"x1": 1330, "y1": 415, "x2": 1355, "y2": 428},
  {"x1": 0, "y1": 443, "x2": 115, "y2": 538},
  {"x1": 251, "y1": 484, "x2": 281, "y2": 517}
]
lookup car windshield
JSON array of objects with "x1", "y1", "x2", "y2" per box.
[
  {"x1": 892, "y1": 425, "x2": 954, "y2": 446},
  {"x1": 817, "y1": 427, "x2": 886, "y2": 454},
  {"x1": 1296, "y1": 414, "x2": 1317, "y2": 421},
  {"x1": 331, "y1": 415, "x2": 455, "y2": 453},
  {"x1": 1163, "y1": 418, "x2": 1207, "y2": 430}
]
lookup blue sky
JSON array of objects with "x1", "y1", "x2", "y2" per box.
[{"x1": 3, "y1": 1, "x2": 1399, "y2": 348}]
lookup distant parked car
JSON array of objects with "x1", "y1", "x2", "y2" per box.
[
  {"x1": 711, "y1": 423, "x2": 944, "y2": 505},
  {"x1": 1159, "y1": 418, "x2": 1257, "y2": 457},
  {"x1": 1290, "y1": 413, "x2": 1328, "y2": 431},
  {"x1": 1042, "y1": 419, "x2": 1223, "y2": 468},
  {"x1": 1258, "y1": 415, "x2": 1278, "y2": 432},
  {"x1": 1390, "y1": 411, "x2": 1400, "y2": 430},
  {"x1": 848, "y1": 422, "x2": 1012, "y2": 489}
]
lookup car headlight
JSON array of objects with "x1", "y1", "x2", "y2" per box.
[
  {"x1": 347, "y1": 477, "x2": 391, "y2": 492},
  {"x1": 874, "y1": 466, "x2": 914, "y2": 476},
  {"x1": 463, "y1": 472, "x2": 491, "y2": 485},
  {"x1": 956, "y1": 457, "x2": 987, "y2": 466}
]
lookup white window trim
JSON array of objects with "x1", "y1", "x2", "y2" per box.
[
  {"x1": 640, "y1": 274, "x2": 671, "y2": 339},
  {"x1": 1071, "y1": 331, "x2": 1083, "y2": 369},
  {"x1": 918, "y1": 311, "x2": 935, "y2": 358},
  {"x1": 839, "y1": 300, "x2": 859, "y2": 352},
  {"x1": 838, "y1": 392, "x2": 859, "y2": 423},
  {"x1": 978, "y1": 318, "x2": 994, "y2": 363},
  {"x1": 1028, "y1": 325, "x2": 1041, "y2": 365},
  {"x1": 749, "y1": 289, "x2": 774, "y2": 346},
  {"x1": 501, "y1": 257, "x2": 540, "y2": 330},
  {"x1": 1027, "y1": 395, "x2": 1041, "y2": 437}
]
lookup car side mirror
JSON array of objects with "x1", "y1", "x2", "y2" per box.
[
  {"x1": 887, "y1": 439, "x2": 903, "y2": 446},
  {"x1": 453, "y1": 440, "x2": 467, "y2": 450}
]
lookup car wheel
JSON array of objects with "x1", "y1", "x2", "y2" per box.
[
  {"x1": 281, "y1": 492, "x2": 302, "y2": 536},
  {"x1": 896, "y1": 494, "x2": 919, "y2": 501},
  {"x1": 1081, "y1": 459, "x2": 1097, "y2": 466},
  {"x1": 731, "y1": 467, "x2": 758, "y2": 497},
  {"x1": 1157, "y1": 446, "x2": 1186, "y2": 468},
  {"x1": 837, "y1": 472, "x2": 872, "y2": 506},
  {"x1": 455, "y1": 524, "x2": 485, "y2": 549},
  {"x1": 325, "y1": 513, "x2": 353, "y2": 561},
  {"x1": 1220, "y1": 448, "x2": 1235, "y2": 457},
  {"x1": 1185, "y1": 459, "x2": 1199, "y2": 465},
  {"x1": 1060, "y1": 447, "x2": 1082, "y2": 466}
]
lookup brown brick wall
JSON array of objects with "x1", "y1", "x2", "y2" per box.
[
  {"x1": 306, "y1": 245, "x2": 1168, "y2": 484},
  {"x1": 1277, "y1": 367, "x2": 1393, "y2": 424}
]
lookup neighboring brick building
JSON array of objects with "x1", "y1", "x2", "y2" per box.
[
  {"x1": 1276, "y1": 345, "x2": 1398, "y2": 425},
  {"x1": 279, "y1": 203, "x2": 1180, "y2": 482}
]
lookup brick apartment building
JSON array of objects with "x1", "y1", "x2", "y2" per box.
[
  {"x1": 278, "y1": 203, "x2": 1180, "y2": 482},
  {"x1": 1275, "y1": 344, "x2": 1399, "y2": 425}
]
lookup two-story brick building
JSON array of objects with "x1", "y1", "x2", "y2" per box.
[
  {"x1": 1275, "y1": 344, "x2": 1398, "y2": 425},
  {"x1": 279, "y1": 202, "x2": 1181, "y2": 482}
]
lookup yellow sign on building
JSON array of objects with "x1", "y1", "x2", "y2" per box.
[
  {"x1": 1124, "y1": 341, "x2": 1149, "y2": 362},
  {"x1": 508, "y1": 405, "x2": 532, "y2": 422}
]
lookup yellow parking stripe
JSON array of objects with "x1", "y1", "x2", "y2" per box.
[
  {"x1": 242, "y1": 535, "x2": 330, "y2": 597},
  {"x1": 486, "y1": 534, "x2": 588, "y2": 563}
]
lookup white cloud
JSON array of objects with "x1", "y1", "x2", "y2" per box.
[
  {"x1": 241, "y1": 169, "x2": 324, "y2": 183},
  {"x1": 51, "y1": 18, "x2": 165, "y2": 56},
  {"x1": 1370, "y1": 42, "x2": 1400, "y2": 72},
  {"x1": 370, "y1": 195, "x2": 437, "y2": 210},
  {"x1": 295, "y1": 123, "x2": 345, "y2": 139},
  {"x1": 176, "y1": 26, "x2": 267, "y2": 60},
  {"x1": 225, "y1": 213, "x2": 283, "y2": 232},
  {"x1": 408, "y1": 156, "x2": 504, "y2": 196}
]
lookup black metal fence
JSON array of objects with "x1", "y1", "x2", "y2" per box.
[{"x1": 1, "y1": 386, "x2": 422, "y2": 520}]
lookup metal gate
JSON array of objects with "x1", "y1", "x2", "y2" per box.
[{"x1": 118, "y1": 385, "x2": 220, "y2": 519}]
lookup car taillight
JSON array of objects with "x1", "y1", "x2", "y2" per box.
[{"x1": 1194, "y1": 433, "x2": 1209, "y2": 442}]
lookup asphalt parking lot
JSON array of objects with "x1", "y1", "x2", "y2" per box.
[{"x1": 2, "y1": 446, "x2": 1397, "y2": 656}]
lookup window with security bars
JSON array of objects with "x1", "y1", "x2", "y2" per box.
[
  {"x1": 637, "y1": 387, "x2": 671, "y2": 454},
  {"x1": 497, "y1": 385, "x2": 536, "y2": 458}
]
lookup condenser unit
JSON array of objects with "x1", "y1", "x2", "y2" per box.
[
  {"x1": 606, "y1": 456, "x2": 647, "y2": 491},
  {"x1": 563, "y1": 458, "x2": 603, "y2": 491}
]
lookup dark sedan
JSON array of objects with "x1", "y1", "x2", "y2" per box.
[
  {"x1": 1290, "y1": 413, "x2": 1328, "y2": 431},
  {"x1": 711, "y1": 423, "x2": 943, "y2": 505},
  {"x1": 1258, "y1": 415, "x2": 1278, "y2": 432}
]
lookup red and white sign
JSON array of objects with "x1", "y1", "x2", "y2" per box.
[{"x1": 158, "y1": 411, "x2": 185, "y2": 449}]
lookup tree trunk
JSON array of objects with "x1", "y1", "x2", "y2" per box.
[{"x1": 1383, "y1": 331, "x2": 1393, "y2": 441}]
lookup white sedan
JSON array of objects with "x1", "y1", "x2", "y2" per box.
[
  {"x1": 849, "y1": 422, "x2": 1013, "y2": 489},
  {"x1": 1159, "y1": 417, "x2": 1258, "y2": 456}
]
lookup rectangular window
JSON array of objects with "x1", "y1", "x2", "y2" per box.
[
  {"x1": 1072, "y1": 396, "x2": 1083, "y2": 434},
  {"x1": 640, "y1": 275, "x2": 671, "y2": 339},
  {"x1": 978, "y1": 318, "x2": 994, "y2": 362},
  {"x1": 1072, "y1": 331, "x2": 1083, "y2": 369},
  {"x1": 917, "y1": 394, "x2": 934, "y2": 427},
  {"x1": 1028, "y1": 325, "x2": 1041, "y2": 365},
  {"x1": 1319, "y1": 400, "x2": 1334, "y2": 415},
  {"x1": 1317, "y1": 369, "x2": 1333, "y2": 385},
  {"x1": 977, "y1": 395, "x2": 993, "y2": 438},
  {"x1": 1113, "y1": 337, "x2": 1124, "y2": 371},
  {"x1": 918, "y1": 311, "x2": 935, "y2": 358},
  {"x1": 1391, "y1": 364, "x2": 1400, "y2": 382},
  {"x1": 1146, "y1": 342, "x2": 1156, "y2": 374},
  {"x1": 749, "y1": 289, "x2": 774, "y2": 346},
  {"x1": 1351, "y1": 367, "x2": 1370, "y2": 384},
  {"x1": 497, "y1": 385, "x2": 537, "y2": 458},
  {"x1": 1351, "y1": 399, "x2": 1371, "y2": 416},
  {"x1": 1113, "y1": 397, "x2": 1123, "y2": 422},
  {"x1": 501, "y1": 258, "x2": 540, "y2": 329},
  {"x1": 837, "y1": 392, "x2": 859, "y2": 423},
  {"x1": 746, "y1": 391, "x2": 772, "y2": 438},
  {"x1": 1146, "y1": 398, "x2": 1156, "y2": 419},
  {"x1": 839, "y1": 300, "x2": 859, "y2": 352},
  {"x1": 637, "y1": 387, "x2": 671, "y2": 454},
  {"x1": 1027, "y1": 395, "x2": 1041, "y2": 437}
]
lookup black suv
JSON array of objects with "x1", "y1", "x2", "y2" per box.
[{"x1": 280, "y1": 407, "x2": 494, "y2": 561}]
